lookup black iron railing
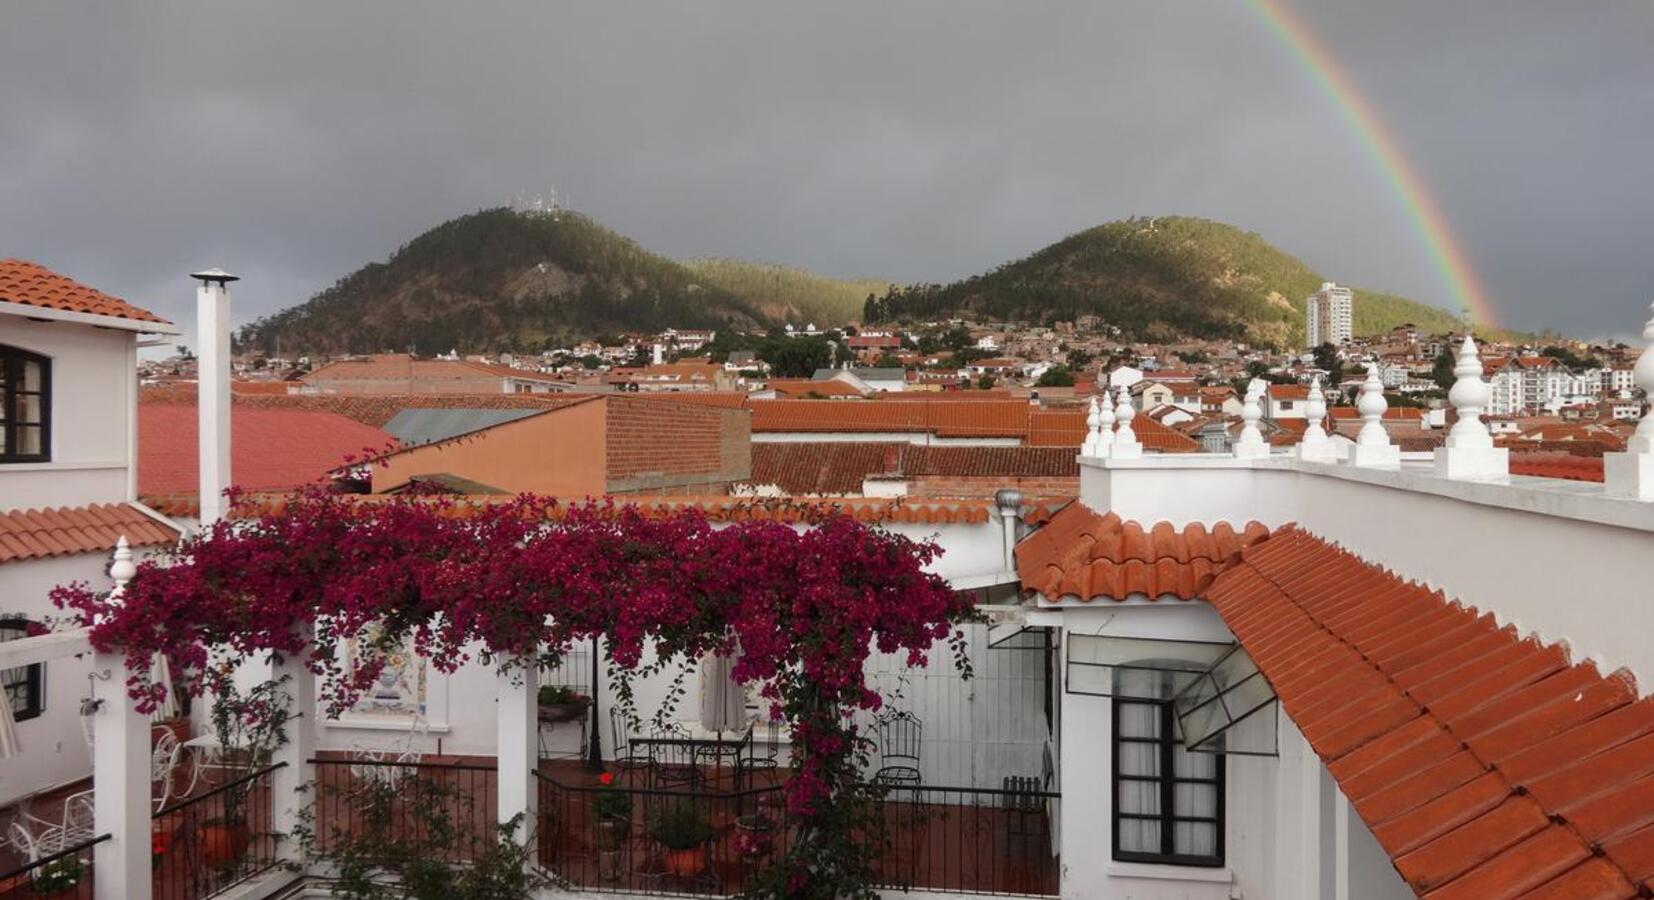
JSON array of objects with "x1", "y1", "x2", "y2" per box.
[
  {"x1": 0, "y1": 833, "x2": 109, "y2": 899},
  {"x1": 535, "y1": 769, "x2": 793, "y2": 896},
  {"x1": 308, "y1": 757, "x2": 499, "y2": 864},
  {"x1": 533, "y1": 772, "x2": 1060, "y2": 898},
  {"x1": 869, "y1": 783, "x2": 1060, "y2": 897},
  {"x1": 152, "y1": 762, "x2": 285, "y2": 900}
]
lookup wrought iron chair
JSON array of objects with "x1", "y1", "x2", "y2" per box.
[
  {"x1": 6, "y1": 791, "x2": 96, "y2": 865},
  {"x1": 350, "y1": 716, "x2": 428, "y2": 791},
  {"x1": 649, "y1": 722, "x2": 701, "y2": 792},
  {"x1": 873, "y1": 710, "x2": 923, "y2": 786},
  {"x1": 609, "y1": 707, "x2": 652, "y2": 785},
  {"x1": 735, "y1": 715, "x2": 782, "y2": 787},
  {"x1": 152, "y1": 726, "x2": 184, "y2": 810}
]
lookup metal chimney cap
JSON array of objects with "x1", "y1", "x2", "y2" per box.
[{"x1": 190, "y1": 268, "x2": 240, "y2": 285}]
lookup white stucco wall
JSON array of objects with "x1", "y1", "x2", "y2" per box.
[{"x1": 0, "y1": 316, "x2": 137, "y2": 508}]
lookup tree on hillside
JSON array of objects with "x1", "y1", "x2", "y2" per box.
[
  {"x1": 760, "y1": 337, "x2": 834, "y2": 378},
  {"x1": 1312, "y1": 343, "x2": 1344, "y2": 388},
  {"x1": 1541, "y1": 345, "x2": 1601, "y2": 370},
  {"x1": 1432, "y1": 348, "x2": 1456, "y2": 390},
  {"x1": 1036, "y1": 366, "x2": 1076, "y2": 388}
]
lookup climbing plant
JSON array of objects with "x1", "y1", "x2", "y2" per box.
[{"x1": 54, "y1": 487, "x2": 976, "y2": 900}]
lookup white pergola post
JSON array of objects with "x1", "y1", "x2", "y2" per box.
[
  {"x1": 91, "y1": 650, "x2": 152, "y2": 900},
  {"x1": 496, "y1": 657, "x2": 539, "y2": 844},
  {"x1": 269, "y1": 636, "x2": 317, "y2": 865},
  {"x1": 192, "y1": 268, "x2": 237, "y2": 527}
]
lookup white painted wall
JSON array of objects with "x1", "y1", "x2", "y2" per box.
[{"x1": 0, "y1": 316, "x2": 137, "y2": 508}]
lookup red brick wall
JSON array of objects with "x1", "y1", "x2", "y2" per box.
[
  {"x1": 907, "y1": 474, "x2": 1078, "y2": 499},
  {"x1": 604, "y1": 396, "x2": 751, "y2": 493}
]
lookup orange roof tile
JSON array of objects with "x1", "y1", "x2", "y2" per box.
[
  {"x1": 1025, "y1": 409, "x2": 1201, "y2": 452},
  {"x1": 0, "y1": 503, "x2": 178, "y2": 565},
  {"x1": 207, "y1": 492, "x2": 1065, "y2": 528},
  {"x1": 1509, "y1": 453, "x2": 1606, "y2": 483},
  {"x1": 139, "y1": 404, "x2": 397, "y2": 496},
  {"x1": 1015, "y1": 503, "x2": 1269, "y2": 601},
  {"x1": 1202, "y1": 527, "x2": 1654, "y2": 899},
  {"x1": 0, "y1": 259, "x2": 170, "y2": 325},
  {"x1": 749, "y1": 399, "x2": 1032, "y2": 439}
]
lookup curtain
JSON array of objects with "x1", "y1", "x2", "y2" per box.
[{"x1": 0, "y1": 687, "x2": 19, "y2": 759}]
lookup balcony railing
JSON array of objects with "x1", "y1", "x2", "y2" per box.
[
  {"x1": 308, "y1": 757, "x2": 500, "y2": 864},
  {"x1": 0, "y1": 833, "x2": 109, "y2": 899},
  {"x1": 152, "y1": 762, "x2": 285, "y2": 900},
  {"x1": 533, "y1": 769, "x2": 1060, "y2": 897}
]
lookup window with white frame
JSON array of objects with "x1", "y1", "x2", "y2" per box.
[
  {"x1": 0, "y1": 345, "x2": 50, "y2": 462},
  {"x1": 0, "y1": 618, "x2": 44, "y2": 721}
]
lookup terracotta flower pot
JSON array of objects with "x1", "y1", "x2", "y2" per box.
[
  {"x1": 663, "y1": 846, "x2": 705, "y2": 877},
  {"x1": 200, "y1": 821, "x2": 251, "y2": 867}
]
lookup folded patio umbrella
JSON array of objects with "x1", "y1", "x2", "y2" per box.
[
  {"x1": 150, "y1": 652, "x2": 179, "y2": 722},
  {"x1": 699, "y1": 651, "x2": 747, "y2": 735},
  {"x1": 0, "y1": 688, "x2": 20, "y2": 759}
]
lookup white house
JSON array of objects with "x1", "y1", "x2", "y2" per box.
[{"x1": 0, "y1": 259, "x2": 181, "y2": 805}]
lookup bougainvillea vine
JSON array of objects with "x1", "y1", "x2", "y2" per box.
[{"x1": 52, "y1": 486, "x2": 976, "y2": 900}]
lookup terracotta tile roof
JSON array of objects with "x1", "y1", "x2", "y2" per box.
[
  {"x1": 1202, "y1": 527, "x2": 1654, "y2": 899},
  {"x1": 766, "y1": 379, "x2": 867, "y2": 398},
  {"x1": 139, "y1": 403, "x2": 398, "y2": 496},
  {"x1": 645, "y1": 392, "x2": 752, "y2": 408},
  {"x1": 140, "y1": 386, "x2": 583, "y2": 428},
  {"x1": 1015, "y1": 503, "x2": 1270, "y2": 601},
  {"x1": 0, "y1": 503, "x2": 178, "y2": 565},
  {"x1": 1025, "y1": 410, "x2": 1202, "y2": 452},
  {"x1": 749, "y1": 443, "x2": 904, "y2": 494},
  {"x1": 748, "y1": 444, "x2": 1080, "y2": 495},
  {"x1": 749, "y1": 399, "x2": 1032, "y2": 439},
  {"x1": 1510, "y1": 453, "x2": 1606, "y2": 483},
  {"x1": 1268, "y1": 384, "x2": 1311, "y2": 400},
  {"x1": 213, "y1": 492, "x2": 1064, "y2": 527},
  {"x1": 303, "y1": 355, "x2": 565, "y2": 385},
  {"x1": 0, "y1": 258, "x2": 170, "y2": 325}
]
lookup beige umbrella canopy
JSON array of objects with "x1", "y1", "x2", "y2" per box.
[
  {"x1": 0, "y1": 690, "x2": 20, "y2": 759},
  {"x1": 699, "y1": 650, "x2": 748, "y2": 735}
]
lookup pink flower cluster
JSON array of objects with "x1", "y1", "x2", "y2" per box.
[{"x1": 50, "y1": 486, "x2": 975, "y2": 874}]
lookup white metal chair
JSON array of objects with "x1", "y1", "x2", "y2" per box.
[
  {"x1": 349, "y1": 716, "x2": 428, "y2": 791},
  {"x1": 151, "y1": 727, "x2": 183, "y2": 811},
  {"x1": 7, "y1": 790, "x2": 95, "y2": 864}
]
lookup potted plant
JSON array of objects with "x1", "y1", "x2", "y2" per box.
[
  {"x1": 648, "y1": 800, "x2": 714, "y2": 878},
  {"x1": 200, "y1": 667, "x2": 291, "y2": 869},
  {"x1": 29, "y1": 856, "x2": 83, "y2": 897},
  {"x1": 536, "y1": 684, "x2": 590, "y2": 723},
  {"x1": 592, "y1": 772, "x2": 634, "y2": 845}
]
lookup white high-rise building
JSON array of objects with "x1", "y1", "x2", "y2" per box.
[{"x1": 1305, "y1": 281, "x2": 1354, "y2": 347}]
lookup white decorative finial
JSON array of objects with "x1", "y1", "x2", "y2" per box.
[
  {"x1": 1434, "y1": 334, "x2": 1507, "y2": 479},
  {"x1": 1234, "y1": 379, "x2": 1268, "y2": 458},
  {"x1": 1096, "y1": 389, "x2": 1116, "y2": 455},
  {"x1": 1345, "y1": 363, "x2": 1400, "y2": 467},
  {"x1": 1081, "y1": 397, "x2": 1102, "y2": 458},
  {"x1": 1112, "y1": 384, "x2": 1142, "y2": 459},
  {"x1": 1605, "y1": 302, "x2": 1654, "y2": 498},
  {"x1": 1298, "y1": 376, "x2": 1336, "y2": 462},
  {"x1": 109, "y1": 535, "x2": 136, "y2": 600}
]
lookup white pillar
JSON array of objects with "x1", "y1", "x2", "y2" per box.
[
  {"x1": 1298, "y1": 376, "x2": 1337, "y2": 462},
  {"x1": 1434, "y1": 334, "x2": 1508, "y2": 480},
  {"x1": 192, "y1": 269, "x2": 237, "y2": 527},
  {"x1": 496, "y1": 657, "x2": 539, "y2": 843},
  {"x1": 1080, "y1": 397, "x2": 1102, "y2": 458},
  {"x1": 1606, "y1": 302, "x2": 1654, "y2": 499},
  {"x1": 1111, "y1": 384, "x2": 1142, "y2": 459},
  {"x1": 1345, "y1": 364, "x2": 1400, "y2": 468},
  {"x1": 91, "y1": 651, "x2": 152, "y2": 900},
  {"x1": 1234, "y1": 379, "x2": 1269, "y2": 459},
  {"x1": 269, "y1": 636, "x2": 317, "y2": 865}
]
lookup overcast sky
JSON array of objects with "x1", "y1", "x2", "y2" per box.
[{"x1": 3, "y1": 1, "x2": 1651, "y2": 341}]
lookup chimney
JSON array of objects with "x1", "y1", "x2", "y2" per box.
[
  {"x1": 995, "y1": 487, "x2": 1024, "y2": 573},
  {"x1": 653, "y1": 343, "x2": 665, "y2": 366},
  {"x1": 191, "y1": 268, "x2": 238, "y2": 526}
]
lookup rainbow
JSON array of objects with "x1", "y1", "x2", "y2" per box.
[{"x1": 1244, "y1": 0, "x2": 1496, "y2": 329}]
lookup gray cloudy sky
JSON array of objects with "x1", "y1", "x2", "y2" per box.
[{"x1": 3, "y1": 1, "x2": 1651, "y2": 340}]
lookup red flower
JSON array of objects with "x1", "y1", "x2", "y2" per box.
[{"x1": 598, "y1": 772, "x2": 615, "y2": 786}]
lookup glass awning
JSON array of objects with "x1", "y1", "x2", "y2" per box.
[
  {"x1": 1066, "y1": 634, "x2": 1279, "y2": 756},
  {"x1": 1172, "y1": 644, "x2": 1278, "y2": 756}
]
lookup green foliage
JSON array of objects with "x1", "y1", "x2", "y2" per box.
[
  {"x1": 1433, "y1": 348, "x2": 1456, "y2": 390},
  {"x1": 1312, "y1": 343, "x2": 1344, "y2": 388},
  {"x1": 238, "y1": 208, "x2": 766, "y2": 355},
  {"x1": 1035, "y1": 366, "x2": 1076, "y2": 387},
  {"x1": 976, "y1": 374, "x2": 997, "y2": 390},
  {"x1": 648, "y1": 800, "x2": 715, "y2": 851},
  {"x1": 682, "y1": 258, "x2": 889, "y2": 327},
  {"x1": 873, "y1": 216, "x2": 1465, "y2": 346},
  {"x1": 1541, "y1": 345, "x2": 1601, "y2": 370},
  {"x1": 536, "y1": 684, "x2": 584, "y2": 705},
  {"x1": 28, "y1": 856, "x2": 83, "y2": 893},
  {"x1": 758, "y1": 336, "x2": 835, "y2": 378},
  {"x1": 296, "y1": 773, "x2": 545, "y2": 900}
]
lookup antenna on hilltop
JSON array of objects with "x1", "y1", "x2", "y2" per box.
[{"x1": 511, "y1": 187, "x2": 563, "y2": 220}]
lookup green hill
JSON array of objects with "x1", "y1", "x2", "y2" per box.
[
  {"x1": 237, "y1": 208, "x2": 769, "y2": 355},
  {"x1": 867, "y1": 216, "x2": 1463, "y2": 347},
  {"x1": 681, "y1": 258, "x2": 890, "y2": 327}
]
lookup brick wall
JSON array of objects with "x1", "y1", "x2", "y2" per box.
[
  {"x1": 604, "y1": 396, "x2": 752, "y2": 493},
  {"x1": 907, "y1": 474, "x2": 1078, "y2": 499}
]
